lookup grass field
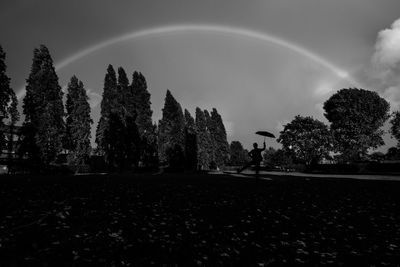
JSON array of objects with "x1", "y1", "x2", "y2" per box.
[{"x1": 0, "y1": 173, "x2": 399, "y2": 266}]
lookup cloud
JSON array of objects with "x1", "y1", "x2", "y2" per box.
[
  {"x1": 224, "y1": 120, "x2": 234, "y2": 138},
  {"x1": 276, "y1": 120, "x2": 289, "y2": 132},
  {"x1": 372, "y1": 19, "x2": 400, "y2": 68},
  {"x1": 370, "y1": 18, "x2": 400, "y2": 111},
  {"x1": 86, "y1": 88, "x2": 102, "y2": 108},
  {"x1": 61, "y1": 85, "x2": 102, "y2": 109},
  {"x1": 382, "y1": 86, "x2": 400, "y2": 111}
]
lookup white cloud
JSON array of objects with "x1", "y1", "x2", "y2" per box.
[
  {"x1": 381, "y1": 86, "x2": 400, "y2": 111},
  {"x1": 276, "y1": 120, "x2": 289, "y2": 132},
  {"x1": 86, "y1": 88, "x2": 102, "y2": 108},
  {"x1": 372, "y1": 19, "x2": 400, "y2": 68},
  {"x1": 370, "y1": 17, "x2": 400, "y2": 111},
  {"x1": 313, "y1": 80, "x2": 334, "y2": 97},
  {"x1": 224, "y1": 120, "x2": 234, "y2": 137}
]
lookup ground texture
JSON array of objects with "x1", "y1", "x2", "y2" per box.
[{"x1": 0, "y1": 173, "x2": 400, "y2": 266}]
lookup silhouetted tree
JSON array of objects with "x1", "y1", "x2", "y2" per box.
[
  {"x1": 369, "y1": 151, "x2": 385, "y2": 162},
  {"x1": 269, "y1": 148, "x2": 293, "y2": 167},
  {"x1": 112, "y1": 67, "x2": 141, "y2": 170},
  {"x1": 262, "y1": 146, "x2": 277, "y2": 167},
  {"x1": 195, "y1": 108, "x2": 210, "y2": 170},
  {"x1": 124, "y1": 113, "x2": 141, "y2": 169},
  {"x1": 204, "y1": 110, "x2": 216, "y2": 169},
  {"x1": 0, "y1": 45, "x2": 19, "y2": 157},
  {"x1": 65, "y1": 76, "x2": 92, "y2": 165},
  {"x1": 95, "y1": 64, "x2": 118, "y2": 157},
  {"x1": 390, "y1": 111, "x2": 400, "y2": 147},
  {"x1": 131, "y1": 71, "x2": 157, "y2": 166},
  {"x1": 278, "y1": 115, "x2": 333, "y2": 165},
  {"x1": 158, "y1": 90, "x2": 185, "y2": 166},
  {"x1": 210, "y1": 108, "x2": 229, "y2": 168},
  {"x1": 21, "y1": 45, "x2": 64, "y2": 165},
  {"x1": 324, "y1": 88, "x2": 390, "y2": 162},
  {"x1": 386, "y1": 147, "x2": 400, "y2": 160},
  {"x1": 184, "y1": 109, "x2": 197, "y2": 170},
  {"x1": 229, "y1": 141, "x2": 247, "y2": 166}
]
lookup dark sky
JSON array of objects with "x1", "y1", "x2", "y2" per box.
[{"x1": 1, "y1": 0, "x2": 400, "y2": 150}]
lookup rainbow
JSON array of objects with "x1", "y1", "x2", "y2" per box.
[{"x1": 17, "y1": 24, "x2": 358, "y2": 98}]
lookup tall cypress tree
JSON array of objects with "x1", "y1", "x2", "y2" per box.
[
  {"x1": 210, "y1": 108, "x2": 229, "y2": 168},
  {"x1": 117, "y1": 67, "x2": 129, "y2": 117},
  {"x1": 21, "y1": 45, "x2": 64, "y2": 165},
  {"x1": 0, "y1": 45, "x2": 19, "y2": 155},
  {"x1": 131, "y1": 71, "x2": 153, "y2": 135},
  {"x1": 204, "y1": 109, "x2": 216, "y2": 168},
  {"x1": 184, "y1": 109, "x2": 197, "y2": 170},
  {"x1": 130, "y1": 71, "x2": 157, "y2": 166},
  {"x1": 195, "y1": 107, "x2": 210, "y2": 170},
  {"x1": 95, "y1": 64, "x2": 117, "y2": 158},
  {"x1": 118, "y1": 67, "x2": 140, "y2": 169},
  {"x1": 158, "y1": 90, "x2": 185, "y2": 166},
  {"x1": 65, "y1": 76, "x2": 92, "y2": 165}
]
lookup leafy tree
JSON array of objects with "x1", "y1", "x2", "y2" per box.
[
  {"x1": 386, "y1": 147, "x2": 400, "y2": 160},
  {"x1": 21, "y1": 45, "x2": 65, "y2": 165},
  {"x1": 263, "y1": 146, "x2": 277, "y2": 166},
  {"x1": 390, "y1": 111, "x2": 400, "y2": 147},
  {"x1": 210, "y1": 108, "x2": 229, "y2": 168},
  {"x1": 269, "y1": 149, "x2": 293, "y2": 167},
  {"x1": 195, "y1": 107, "x2": 210, "y2": 170},
  {"x1": 184, "y1": 109, "x2": 197, "y2": 170},
  {"x1": 323, "y1": 88, "x2": 390, "y2": 161},
  {"x1": 369, "y1": 151, "x2": 385, "y2": 162},
  {"x1": 65, "y1": 76, "x2": 92, "y2": 165},
  {"x1": 229, "y1": 141, "x2": 247, "y2": 166},
  {"x1": 158, "y1": 90, "x2": 185, "y2": 166},
  {"x1": 278, "y1": 115, "x2": 333, "y2": 165},
  {"x1": 0, "y1": 45, "x2": 19, "y2": 155}
]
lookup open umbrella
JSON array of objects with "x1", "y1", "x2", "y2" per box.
[
  {"x1": 255, "y1": 131, "x2": 275, "y2": 138},
  {"x1": 255, "y1": 130, "x2": 275, "y2": 143}
]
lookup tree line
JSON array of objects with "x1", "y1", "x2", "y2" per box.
[
  {"x1": 2, "y1": 44, "x2": 400, "y2": 172},
  {"x1": 0, "y1": 44, "x2": 230, "y2": 172},
  {"x1": 269, "y1": 88, "x2": 400, "y2": 166}
]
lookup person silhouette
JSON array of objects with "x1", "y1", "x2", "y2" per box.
[{"x1": 237, "y1": 142, "x2": 266, "y2": 178}]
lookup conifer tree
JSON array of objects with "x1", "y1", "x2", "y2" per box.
[
  {"x1": 21, "y1": 45, "x2": 64, "y2": 165},
  {"x1": 210, "y1": 108, "x2": 229, "y2": 168},
  {"x1": 130, "y1": 71, "x2": 157, "y2": 166},
  {"x1": 96, "y1": 66, "x2": 141, "y2": 170},
  {"x1": 0, "y1": 45, "x2": 19, "y2": 155},
  {"x1": 119, "y1": 67, "x2": 142, "y2": 169},
  {"x1": 95, "y1": 64, "x2": 117, "y2": 159},
  {"x1": 131, "y1": 71, "x2": 153, "y2": 135},
  {"x1": 117, "y1": 67, "x2": 129, "y2": 117},
  {"x1": 158, "y1": 90, "x2": 185, "y2": 166},
  {"x1": 184, "y1": 109, "x2": 197, "y2": 170},
  {"x1": 65, "y1": 76, "x2": 92, "y2": 165},
  {"x1": 204, "y1": 109, "x2": 216, "y2": 168},
  {"x1": 195, "y1": 108, "x2": 210, "y2": 170}
]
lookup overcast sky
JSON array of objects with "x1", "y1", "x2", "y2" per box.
[{"x1": 1, "y1": 0, "x2": 400, "y2": 151}]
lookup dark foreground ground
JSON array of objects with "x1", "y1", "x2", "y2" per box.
[{"x1": 0, "y1": 173, "x2": 400, "y2": 266}]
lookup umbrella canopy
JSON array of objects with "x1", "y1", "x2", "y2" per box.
[{"x1": 255, "y1": 131, "x2": 275, "y2": 138}]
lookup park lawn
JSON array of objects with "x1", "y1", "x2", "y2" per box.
[{"x1": 0, "y1": 173, "x2": 399, "y2": 266}]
